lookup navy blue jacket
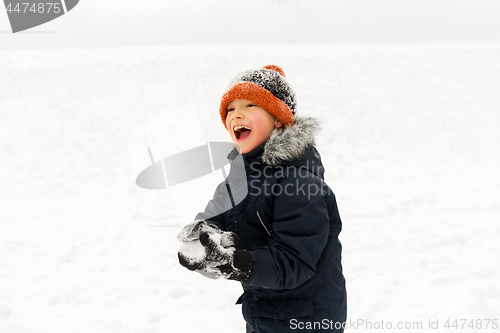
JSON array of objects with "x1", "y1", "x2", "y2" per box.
[{"x1": 196, "y1": 117, "x2": 347, "y2": 333}]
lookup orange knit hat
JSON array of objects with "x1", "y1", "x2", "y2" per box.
[{"x1": 219, "y1": 65, "x2": 296, "y2": 129}]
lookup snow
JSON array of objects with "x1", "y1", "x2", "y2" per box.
[
  {"x1": 179, "y1": 240, "x2": 206, "y2": 262},
  {"x1": 1, "y1": 44, "x2": 499, "y2": 333}
]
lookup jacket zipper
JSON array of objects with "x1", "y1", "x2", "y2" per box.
[{"x1": 256, "y1": 211, "x2": 272, "y2": 237}]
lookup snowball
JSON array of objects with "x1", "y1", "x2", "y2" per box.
[{"x1": 179, "y1": 239, "x2": 206, "y2": 261}]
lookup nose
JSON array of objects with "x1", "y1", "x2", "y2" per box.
[{"x1": 230, "y1": 107, "x2": 244, "y2": 120}]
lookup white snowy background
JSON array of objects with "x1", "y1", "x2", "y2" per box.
[{"x1": 1, "y1": 1, "x2": 500, "y2": 333}]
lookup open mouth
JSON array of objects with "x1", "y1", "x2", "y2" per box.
[{"x1": 233, "y1": 125, "x2": 252, "y2": 141}]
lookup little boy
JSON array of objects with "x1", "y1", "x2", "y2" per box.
[{"x1": 178, "y1": 65, "x2": 347, "y2": 332}]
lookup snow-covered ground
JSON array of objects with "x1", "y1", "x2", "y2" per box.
[{"x1": 1, "y1": 44, "x2": 499, "y2": 333}]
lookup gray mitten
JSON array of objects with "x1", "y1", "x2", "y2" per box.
[
  {"x1": 177, "y1": 219, "x2": 238, "y2": 246},
  {"x1": 177, "y1": 220, "x2": 252, "y2": 283},
  {"x1": 197, "y1": 231, "x2": 253, "y2": 283}
]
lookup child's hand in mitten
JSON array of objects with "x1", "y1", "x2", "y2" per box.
[
  {"x1": 177, "y1": 220, "x2": 252, "y2": 283},
  {"x1": 177, "y1": 219, "x2": 238, "y2": 246},
  {"x1": 197, "y1": 231, "x2": 253, "y2": 283},
  {"x1": 177, "y1": 220, "x2": 241, "y2": 274}
]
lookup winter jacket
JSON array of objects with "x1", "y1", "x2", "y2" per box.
[{"x1": 196, "y1": 116, "x2": 347, "y2": 333}]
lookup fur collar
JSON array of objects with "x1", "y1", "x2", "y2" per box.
[{"x1": 262, "y1": 115, "x2": 321, "y2": 166}]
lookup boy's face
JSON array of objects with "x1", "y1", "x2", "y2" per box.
[{"x1": 225, "y1": 99, "x2": 283, "y2": 154}]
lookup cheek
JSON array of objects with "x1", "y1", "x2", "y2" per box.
[{"x1": 251, "y1": 118, "x2": 273, "y2": 139}]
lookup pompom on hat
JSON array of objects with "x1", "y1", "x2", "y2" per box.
[{"x1": 220, "y1": 65, "x2": 296, "y2": 129}]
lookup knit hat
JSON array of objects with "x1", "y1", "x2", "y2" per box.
[{"x1": 219, "y1": 65, "x2": 296, "y2": 129}]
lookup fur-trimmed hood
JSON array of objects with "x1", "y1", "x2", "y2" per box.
[{"x1": 262, "y1": 115, "x2": 321, "y2": 166}]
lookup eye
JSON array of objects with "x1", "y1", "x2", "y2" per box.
[
  {"x1": 226, "y1": 108, "x2": 234, "y2": 113},
  {"x1": 247, "y1": 104, "x2": 256, "y2": 107}
]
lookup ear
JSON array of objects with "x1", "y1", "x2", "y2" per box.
[{"x1": 275, "y1": 120, "x2": 283, "y2": 128}]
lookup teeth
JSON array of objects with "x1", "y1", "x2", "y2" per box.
[{"x1": 234, "y1": 125, "x2": 251, "y2": 132}]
